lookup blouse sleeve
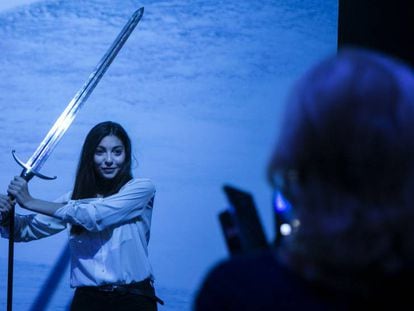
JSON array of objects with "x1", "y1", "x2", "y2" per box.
[
  {"x1": 53, "y1": 178, "x2": 155, "y2": 232},
  {"x1": 0, "y1": 193, "x2": 69, "y2": 242}
]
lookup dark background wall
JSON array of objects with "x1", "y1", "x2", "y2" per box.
[{"x1": 338, "y1": 0, "x2": 414, "y2": 68}]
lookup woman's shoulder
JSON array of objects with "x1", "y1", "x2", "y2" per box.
[{"x1": 122, "y1": 178, "x2": 156, "y2": 193}]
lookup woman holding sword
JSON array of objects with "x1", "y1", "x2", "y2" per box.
[{"x1": 0, "y1": 121, "x2": 162, "y2": 311}]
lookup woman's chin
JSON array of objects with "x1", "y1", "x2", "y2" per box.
[{"x1": 99, "y1": 172, "x2": 118, "y2": 180}]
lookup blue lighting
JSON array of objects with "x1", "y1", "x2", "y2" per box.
[{"x1": 274, "y1": 191, "x2": 292, "y2": 213}]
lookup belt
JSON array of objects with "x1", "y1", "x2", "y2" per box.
[{"x1": 78, "y1": 279, "x2": 164, "y2": 305}]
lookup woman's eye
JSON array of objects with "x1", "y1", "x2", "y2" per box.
[
  {"x1": 113, "y1": 150, "x2": 123, "y2": 156},
  {"x1": 95, "y1": 150, "x2": 104, "y2": 155}
]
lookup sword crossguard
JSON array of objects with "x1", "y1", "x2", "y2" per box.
[{"x1": 12, "y1": 150, "x2": 57, "y2": 181}]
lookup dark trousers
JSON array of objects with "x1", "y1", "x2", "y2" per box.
[{"x1": 70, "y1": 280, "x2": 159, "y2": 311}]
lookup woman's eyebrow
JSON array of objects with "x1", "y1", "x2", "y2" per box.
[{"x1": 95, "y1": 145, "x2": 124, "y2": 150}]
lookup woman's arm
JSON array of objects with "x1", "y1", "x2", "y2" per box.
[
  {"x1": 54, "y1": 178, "x2": 155, "y2": 232},
  {"x1": 0, "y1": 213, "x2": 67, "y2": 242},
  {"x1": 19, "y1": 198, "x2": 65, "y2": 216},
  {"x1": 0, "y1": 191, "x2": 67, "y2": 242},
  {"x1": 7, "y1": 176, "x2": 65, "y2": 216},
  {"x1": 8, "y1": 176, "x2": 155, "y2": 232}
]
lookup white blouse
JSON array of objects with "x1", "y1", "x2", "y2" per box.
[{"x1": 1, "y1": 178, "x2": 156, "y2": 288}]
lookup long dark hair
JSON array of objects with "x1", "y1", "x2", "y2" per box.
[{"x1": 71, "y1": 121, "x2": 133, "y2": 200}]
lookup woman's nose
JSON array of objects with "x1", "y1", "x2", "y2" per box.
[{"x1": 104, "y1": 153, "x2": 113, "y2": 165}]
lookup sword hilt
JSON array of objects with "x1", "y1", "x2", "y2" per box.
[{"x1": 12, "y1": 150, "x2": 57, "y2": 181}]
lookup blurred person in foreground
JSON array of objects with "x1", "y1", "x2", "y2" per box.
[{"x1": 194, "y1": 48, "x2": 414, "y2": 310}]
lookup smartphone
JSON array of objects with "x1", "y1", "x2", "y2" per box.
[{"x1": 219, "y1": 184, "x2": 268, "y2": 255}]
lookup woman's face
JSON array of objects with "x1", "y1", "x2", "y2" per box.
[{"x1": 94, "y1": 135, "x2": 126, "y2": 179}]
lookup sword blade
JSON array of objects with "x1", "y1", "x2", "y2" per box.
[
  {"x1": 24, "y1": 7, "x2": 144, "y2": 176},
  {"x1": 6, "y1": 8, "x2": 144, "y2": 310}
]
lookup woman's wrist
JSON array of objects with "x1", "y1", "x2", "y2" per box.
[
  {"x1": 14, "y1": 191, "x2": 36, "y2": 211},
  {"x1": 21, "y1": 198, "x2": 39, "y2": 212}
]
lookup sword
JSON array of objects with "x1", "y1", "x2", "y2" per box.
[{"x1": 6, "y1": 7, "x2": 144, "y2": 311}]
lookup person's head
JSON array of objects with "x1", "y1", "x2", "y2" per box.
[
  {"x1": 268, "y1": 48, "x2": 414, "y2": 291},
  {"x1": 72, "y1": 121, "x2": 133, "y2": 199}
]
